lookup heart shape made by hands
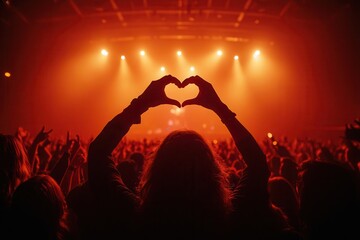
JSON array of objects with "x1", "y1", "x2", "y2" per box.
[{"x1": 165, "y1": 83, "x2": 199, "y2": 104}]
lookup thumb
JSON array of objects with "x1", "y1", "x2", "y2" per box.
[{"x1": 182, "y1": 98, "x2": 198, "y2": 107}]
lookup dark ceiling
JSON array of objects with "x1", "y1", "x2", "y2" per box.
[{"x1": 1, "y1": 0, "x2": 357, "y2": 41}]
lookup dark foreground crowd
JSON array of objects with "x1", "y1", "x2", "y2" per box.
[{"x1": 1, "y1": 76, "x2": 359, "y2": 240}]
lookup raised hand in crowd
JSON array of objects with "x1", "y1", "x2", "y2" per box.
[{"x1": 27, "y1": 126, "x2": 53, "y2": 174}]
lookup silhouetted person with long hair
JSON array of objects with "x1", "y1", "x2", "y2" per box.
[
  {"x1": 0, "y1": 134, "x2": 31, "y2": 237},
  {"x1": 87, "y1": 75, "x2": 297, "y2": 239},
  {"x1": 10, "y1": 175, "x2": 72, "y2": 240}
]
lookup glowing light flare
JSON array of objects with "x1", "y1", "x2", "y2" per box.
[
  {"x1": 272, "y1": 141, "x2": 278, "y2": 146},
  {"x1": 267, "y1": 132, "x2": 273, "y2": 138},
  {"x1": 120, "y1": 55, "x2": 126, "y2": 60},
  {"x1": 140, "y1": 50, "x2": 146, "y2": 56},
  {"x1": 217, "y1": 50, "x2": 223, "y2": 56},
  {"x1": 190, "y1": 66, "x2": 195, "y2": 72},
  {"x1": 160, "y1": 66, "x2": 166, "y2": 72},
  {"x1": 177, "y1": 50, "x2": 182, "y2": 56},
  {"x1": 4, "y1": 72, "x2": 11, "y2": 77},
  {"x1": 234, "y1": 55, "x2": 239, "y2": 60},
  {"x1": 101, "y1": 49, "x2": 108, "y2": 56},
  {"x1": 170, "y1": 107, "x2": 184, "y2": 116},
  {"x1": 253, "y1": 50, "x2": 261, "y2": 59}
]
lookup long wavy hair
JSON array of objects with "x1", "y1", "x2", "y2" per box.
[
  {"x1": 138, "y1": 130, "x2": 232, "y2": 228},
  {"x1": 11, "y1": 175, "x2": 69, "y2": 239},
  {"x1": 0, "y1": 134, "x2": 31, "y2": 209}
]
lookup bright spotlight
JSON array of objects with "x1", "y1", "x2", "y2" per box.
[
  {"x1": 267, "y1": 132, "x2": 273, "y2": 138},
  {"x1": 177, "y1": 50, "x2": 182, "y2": 56},
  {"x1": 190, "y1": 66, "x2": 195, "y2": 72},
  {"x1": 101, "y1": 49, "x2": 108, "y2": 56},
  {"x1": 234, "y1": 55, "x2": 239, "y2": 60},
  {"x1": 140, "y1": 50, "x2": 146, "y2": 56},
  {"x1": 253, "y1": 50, "x2": 261, "y2": 59},
  {"x1": 120, "y1": 55, "x2": 126, "y2": 60},
  {"x1": 4, "y1": 72, "x2": 11, "y2": 78},
  {"x1": 217, "y1": 50, "x2": 223, "y2": 56},
  {"x1": 160, "y1": 66, "x2": 165, "y2": 72}
]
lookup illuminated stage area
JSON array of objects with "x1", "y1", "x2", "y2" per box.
[{"x1": 1, "y1": 0, "x2": 358, "y2": 141}]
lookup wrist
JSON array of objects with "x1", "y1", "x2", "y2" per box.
[
  {"x1": 130, "y1": 97, "x2": 149, "y2": 114},
  {"x1": 213, "y1": 103, "x2": 236, "y2": 124}
]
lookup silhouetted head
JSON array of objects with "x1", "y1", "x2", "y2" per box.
[
  {"x1": 268, "y1": 156, "x2": 281, "y2": 176},
  {"x1": 11, "y1": 175, "x2": 68, "y2": 239},
  {"x1": 280, "y1": 157, "x2": 298, "y2": 187},
  {"x1": 139, "y1": 130, "x2": 231, "y2": 228},
  {"x1": 298, "y1": 161, "x2": 359, "y2": 238},
  {"x1": 316, "y1": 146, "x2": 336, "y2": 162},
  {"x1": 0, "y1": 134, "x2": 31, "y2": 209},
  {"x1": 116, "y1": 159, "x2": 138, "y2": 192},
  {"x1": 129, "y1": 151, "x2": 145, "y2": 174},
  {"x1": 268, "y1": 176, "x2": 300, "y2": 230}
]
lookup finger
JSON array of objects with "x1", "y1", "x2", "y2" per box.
[
  {"x1": 41, "y1": 126, "x2": 45, "y2": 132},
  {"x1": 161, "y1": 75, "x2": 181, "y2": 88},
  {"x1": 76, "y1": 135, "x2": 80, "y2": 143},
  {"x1": 67, "y1": 131, "x2": 70, "y2": 142},
  {"x1": 182, "y1": 76, "x2": 196, "y2": 88},
  {"x1": 165, "y1": 98, "x2": 181, "y2": 108},
  {"x1": 182, "y1": 75, "x2": 205, "y2": 88},
  {"x1": 182, "y1": 98, "x2": 198, "y2": 107}
]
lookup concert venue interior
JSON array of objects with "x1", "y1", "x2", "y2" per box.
[
  {"x1": 1, "y1": 0, "x2": 359, "y2": 141},
  {"x1": 1, "y1": 1, "x2": 360, "y2": 240}
]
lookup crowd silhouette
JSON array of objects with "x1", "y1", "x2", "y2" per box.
[{"x1": 1, "y1": 75, "x2": 359, "y2": 239}]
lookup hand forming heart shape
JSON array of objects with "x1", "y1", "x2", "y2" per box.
[{"x1": 164, "y1": 82, "x2": 199, "y2": 105}]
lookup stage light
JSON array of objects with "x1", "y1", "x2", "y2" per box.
[
  {"x1": 217, "y1": 50, "x2": 223, "y2": 56},
  {"x1": 267, "y1": 132, "x2": 273, "y2": 138},
  {"x1": 140, "y1": 50, "x2": 145, "y2": 56},
  {"x1": 190, "y1": 66, "x2": 195, "y2": 72},
  {"x1": 177, "y1": 50, "x2": 182, "y2": 56},
  {"x1": 234, "y1": 55, "x2": 239, "y2": 60},
  {"x1": 4, "y1": 72, "x2": 11, "y2": 78},
  {"x1": 101, "y1": 49, "x2": 108, "y2": 56},
  {"x1": 160, "y1": 66, "x2": 165, "y2": 72},
  {"x1": 253, "y1": 50, "x2": 261, "y2": 59},
  {"x1": 120, "y1": 55, "x2": 126, "y2": 60}
]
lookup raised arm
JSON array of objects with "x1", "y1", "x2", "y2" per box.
[
  {"x1": 182, "y1": 76, "x2": 268, "y2": 172},
  {"x1": 87, "y1": 75, "x2": 181, "y2": 200}
]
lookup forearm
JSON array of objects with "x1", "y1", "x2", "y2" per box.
[
  {"x1": 27, "y1": 141, "x2": 39, "y2": 167},
  {"x1": 88, "y1": 99, "x2": 147, "y2": 189},
  {"x1": 214, "y1": 103, "x2": 268, "y2": 172},
  {"x1": 50, "y1": 152, "x2": 70, "y2": 185},
  {"x1": 60, "y1": 167, "x2": 75, "y2": 195},
  {"x1": 89, "y1": 99, "x2": 147, "y2": 156}
]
